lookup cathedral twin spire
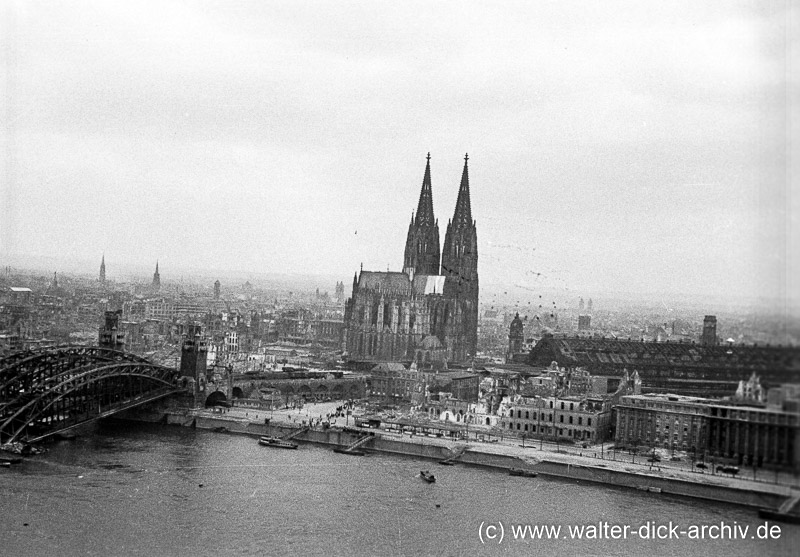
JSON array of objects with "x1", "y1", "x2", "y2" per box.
[
  {"x1": 345, "y1": 152, "x2": 479, "y2": 364},
  {"x1": 414, "y1": 153, "x2": 436, "y2": 228},
  {"x1": 451, "y1": 153, "x2": 473, "y2": 230},
  {"x1": 403, "y1": 153, "x2": 441, "y2": 276},
  {"x1": 442, "y1": 153, "x2": 478, "y2": 296},
  {"x1": 403, "y1": 153, "x2": 476, "y2": 280}
]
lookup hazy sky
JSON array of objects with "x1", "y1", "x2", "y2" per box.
[{"x1": 1, "y1": 1, "x2": 797, "y2": 305}]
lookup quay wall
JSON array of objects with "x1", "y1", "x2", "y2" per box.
[
  {"x1": 525, "y1": 460, "x2": 783, "y2": 510},
  {"x1": 111, "y1": 409, "x2": 790, "y2": 511}
]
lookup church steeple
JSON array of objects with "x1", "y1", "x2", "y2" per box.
[
  {"x1": 99, "y1": 254, "x2": 106, "y2": 283},
  {"x1": 152, "y1": 261, "x2": 161, "y2": 291},
  {"x1": 403, "y1": 153, "x2": 441, "y2": 276}
]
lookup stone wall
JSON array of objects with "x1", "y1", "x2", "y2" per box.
[{"x1": 111, "y1": 409, "x2": 791, "y2": 512}]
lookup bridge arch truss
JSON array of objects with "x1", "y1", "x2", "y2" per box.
[{"x1": 1, "y1": 345, "x2": 181, "y2": 444}]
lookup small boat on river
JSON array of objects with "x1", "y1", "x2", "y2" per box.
[
  {"x1": 509, "y1": 468, "x2": 538, "y2": 477},
  {"x1": 258, "y1": 436, "x2": 298, "y2": 449},
  {"x1": 420, "y1": 470, "x2": 436, "y2": 483}
]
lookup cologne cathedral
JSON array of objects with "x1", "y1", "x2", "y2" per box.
[{"x1": 343, "y1": 154, "x2": 478, "y2": 365}]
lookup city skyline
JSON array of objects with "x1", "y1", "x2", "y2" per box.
[{"x1": 2, "y1": 1, "x2": 797, "y2": 309}]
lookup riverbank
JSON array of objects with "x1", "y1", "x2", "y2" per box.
[{"x1": 109, "y1": 401, "x2": 800, "y2": 517}]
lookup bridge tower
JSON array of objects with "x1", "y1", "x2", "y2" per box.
[
  {"x1": 99, "y1": 309, "x2": 125, "y2": 350},
  {"x1": 180, "y1": 324, "x2": 207, "y2": 406}
]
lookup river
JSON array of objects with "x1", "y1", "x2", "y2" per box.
[{"x1": 1, "y1": 421, "x2": 797, "y2": 556}]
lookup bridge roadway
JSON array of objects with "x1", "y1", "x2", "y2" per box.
[
  {"x1": 232, "y1": 373, "x2": 368, "y2": 403},
  {"x1": 0, "y1": 345, "x2": 183, "y2": 445}
]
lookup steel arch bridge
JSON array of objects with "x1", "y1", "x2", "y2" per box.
[{"x1": 0, "y1": 345, "x2": 182, "y2": 444}]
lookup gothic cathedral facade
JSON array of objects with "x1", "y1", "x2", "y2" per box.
[{"x1": 343, "y1": 154, "x2": 479, "y2": 365}]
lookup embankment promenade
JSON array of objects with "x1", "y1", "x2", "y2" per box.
[{"x1": 113, "y1": 400, "x2": 799, "y2": 517}]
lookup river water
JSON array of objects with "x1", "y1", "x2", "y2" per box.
[{"x1": 1, "y1": 421, "x2": 797, "y2": 556}]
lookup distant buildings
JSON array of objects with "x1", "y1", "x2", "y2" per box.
[
  {"x1": 98, "y1": 309, "x2": 124, "y2": 350},
  {"x1": 6, "y1": 287, "x2": 32, "y2": 304},
  {"x1": 507, "y1": 312, "x2": 524, "y2": 362},
  {"x1": 702, "y1": 315, "x2": 717, "y2": 346},
  {"x1": 444, "y1": 372, "x2": 481, "y2": 403},
  {"x1": 735, "y1": 372, "x2": 764, "y2": 402},
  {"x1": 528, "y1": 333, "x2": 800, "y2": 397},
  {"x1": 47, "y1": 272, "x2": 66, "y2": 297},
  {"x1": 144, "y1": 299, "x2": 171, "y2": 320}
]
